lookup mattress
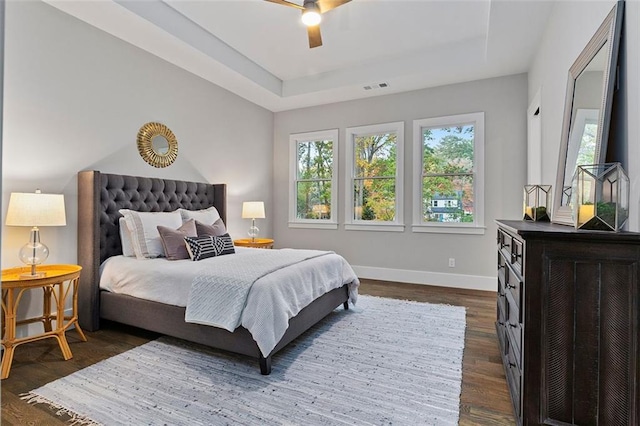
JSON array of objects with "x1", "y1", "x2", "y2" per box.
[{"x1": 99, "y1": 247, "x2": 359, "y2": 355}]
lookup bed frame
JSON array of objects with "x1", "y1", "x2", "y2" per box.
[{"x1": 77, "y1": 170, "x2": 349, "y2": 374}]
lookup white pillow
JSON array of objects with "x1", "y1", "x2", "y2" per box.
[
  {"x1": 119, "y1": 218, "x2": 136, "y2": 257},
  {"x1": 119, "y1": 209, "x2": 182, "y2": 259},
  {"x1": 179, "y1": 206, "x2": 221, "y2": 225}
]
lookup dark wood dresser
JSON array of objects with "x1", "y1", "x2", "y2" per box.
[{"x1": 495, "y1": 220, "x2": 639, "y2": 426}]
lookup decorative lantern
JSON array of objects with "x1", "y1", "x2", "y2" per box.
[
  {"x1": 523, "y1": 185, "x2": 552, "y2": 222},
  {"x1": 572, "y1": 162, "x2": 629, "y2": 231}
]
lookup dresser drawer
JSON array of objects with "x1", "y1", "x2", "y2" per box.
[
  {"x1": 504, "y1": 333, "x2": 522, "y2": 419},
  {"x1": 511, "y1": 238, "x2": 523, "y2": 275},
  {"x1": 505, "y1": 294, "x2": 522, "y2": 364},
  {"x1": 497, "y1": 229, "x2": 512, "y2": 259},
  {"x1": 497, "y1": 252, "x2": 506, "y2": 288},
  {"x1": 505, "y1": 263, "x2": 523, "y2": 317},
  {"x1": 497, "y1": 228, "x2": 524, "y2": 275},
  {"x1": 497, "y1": 290, "x2": 506, "y2": 326},
  {"x1": 507, "y1": 324, "x2": 522, "y2": 369}
]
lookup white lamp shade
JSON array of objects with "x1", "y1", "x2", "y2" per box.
[
  {"x1": 5, "y1": 192, "x2": 66, "y2": 227},
  {"x1": 242, "y1": 201, "x2": 265, "y2": 219}
]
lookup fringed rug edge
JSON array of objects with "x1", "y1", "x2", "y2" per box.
[{"x1": 20, "y1": 392, "x2": 101, "y2": 426}]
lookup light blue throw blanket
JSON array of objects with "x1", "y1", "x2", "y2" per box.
[{"x1": 185, "y1": 248, "x2": 332, "y2": 332}]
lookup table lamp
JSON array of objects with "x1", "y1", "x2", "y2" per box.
[
  {"x1": 241, "y1": 201, "x2": 265, "y2": 242},
  {"x1": 5, "y1": 190, "x2": 66, "y2": 278}
]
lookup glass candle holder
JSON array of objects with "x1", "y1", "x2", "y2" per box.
[
  {"x1": 571, "y1": 162, "x2": 629, "y2": 231},
  {"x1": 523, "y1": 185, "x2": 552, "y2": 222}
]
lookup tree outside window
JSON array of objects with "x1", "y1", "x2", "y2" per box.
[
  {"x1": 422, "y1": 125, "x2": 475, "y2": 223},
  {"x1": 353, "y1": 133, "x2": 397, "y2": 221},
  {"x1": 289, "y1": 129, "x2": 338, "y2": 229},
  {"x1": 296, "y1": 140, "x2": 333, "y2": 219},
  {"x1": 346, "y1": 122, "x2": 404, "y2": 231},
  {"x1": 413, "y1": 112, "x2": 484, "y2": 233}
]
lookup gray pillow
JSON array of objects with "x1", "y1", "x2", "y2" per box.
[
  {"x1": 195, "y1": 219, "x2": 227, "y2": 237},
  {"x1": 157, "y1": 219, "x2": 197, "y2": 260}
]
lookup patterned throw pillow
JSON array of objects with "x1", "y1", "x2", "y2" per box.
[{"x1": 184, "y1": 233, "x2": 235, "y2": 261}]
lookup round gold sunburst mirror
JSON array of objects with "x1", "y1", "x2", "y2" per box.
[{"x1": 137, "y1": 122, "x2": 178, "y2": 168}]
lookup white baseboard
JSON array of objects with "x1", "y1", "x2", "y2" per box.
[{"x1": 352, "y1": 265, "x2": 496, "y2": 292}]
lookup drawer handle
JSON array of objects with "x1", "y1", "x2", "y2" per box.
[
  {"x1": 508, "y1": 322, "x2": 518, "y2": 328},
  {"x1": 506, "y1": 283, "x2": 515, "y2": 290},
  {"x1": 511, "y1": 252, "x2": 522, "y2": 261},
  {"x1": 509, "y1": 362, "x2": 517, "y2": 368}
]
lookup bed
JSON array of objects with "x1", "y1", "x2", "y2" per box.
[{"x1": 76, "y1": 170, "x2": 357, "y2": 374}]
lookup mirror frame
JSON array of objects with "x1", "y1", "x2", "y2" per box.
[
  {"x1": 552, "y1": 1, "x2": 624, "y2": 225},
  {"x1": 137, "y1": 122, "x2": 179, "y2": 168}
]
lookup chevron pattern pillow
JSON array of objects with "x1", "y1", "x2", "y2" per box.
[{"x1": 184, "y1": 233, "x2": 235, "y2": 261}]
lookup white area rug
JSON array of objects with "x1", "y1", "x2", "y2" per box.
[{"x1": 24, "y1": 295, "x2": 466, "y2": 425}]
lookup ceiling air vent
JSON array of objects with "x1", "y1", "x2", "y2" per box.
[{"x1": 363, "y1": 82, "x2": 389, "y2": 91}]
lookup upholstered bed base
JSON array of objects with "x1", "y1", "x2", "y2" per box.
[
  {"x1": 101, "y1": 286, "x2": 349, "y2": 373},
  {"x1": 77, "y1": 170, "x2": 349, "y2": 374}
]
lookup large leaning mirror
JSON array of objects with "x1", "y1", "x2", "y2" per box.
[
  {"x1": 137, "y1": 122, "x2": 178, "y2": 168},
  {"x1": 553, "y1": 1, "x2": 624, "y2": 225}
]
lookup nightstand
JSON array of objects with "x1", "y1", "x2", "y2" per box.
[
  {"x1": 233, "y1": 238, "x2": 274, "y2": 249},
  {"x1": 1, "y1": 264, "x2": 87, "y2": 379}
]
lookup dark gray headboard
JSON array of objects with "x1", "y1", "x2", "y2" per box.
[{"x1": 77, "y1": 170, "x2": 227, "y2": 331}]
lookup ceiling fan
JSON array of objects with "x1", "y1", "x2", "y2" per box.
[{"x1": 265, "y1": 0, "x2": 352, "y2": 48}]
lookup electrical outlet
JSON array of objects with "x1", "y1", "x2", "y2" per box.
[{"x1": 448, "y1": 258, "x2": 455, "y2": 268}]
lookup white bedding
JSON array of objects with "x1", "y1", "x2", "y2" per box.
[{"x1": 99, "y1": 247, "x2": 359, "y2": 356}]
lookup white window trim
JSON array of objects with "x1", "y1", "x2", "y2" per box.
[
  {"x1": 289, "y1": 129, "x2": 339, "y2": 230},
  {"x1": 344, "y1": 121, "x2": 405, "y2": 232},
  {"x1": 412, "y1": 112, "x2": 485, "y2": 235}
]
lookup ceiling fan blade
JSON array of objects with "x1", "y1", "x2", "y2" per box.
[
  {"x1": 307, "y1": 25, "x2": 323, "y2": 48},
  {"x1": 264, "y1": 0, "x2": 304, "y2": 11},
  {"x1": 317, "y1": 0, "x2": 351, "y2": 14}
]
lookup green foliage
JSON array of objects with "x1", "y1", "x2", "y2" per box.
[
  {"x1": 295, "y1": 125, "x2": 476, "y2": 224},
  {"x1": 352, "y1": 133, "x2": 397, "y2": 221},
  {"x1": 576, "y1": 123, "x2": 597, "y2": 166},
  {"x1": 581, "y1": 202, "x2": 626, "y2": 231},
  {"x1": 296, "y1": 140, "x2": 333, "y2": 219},
  {"x1": 422, "y1": 126, "x2": 475, "y2": 223}
]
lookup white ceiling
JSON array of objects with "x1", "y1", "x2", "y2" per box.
[{"x1": 44, "y1": 0, "x2": 554, "y2": 112}]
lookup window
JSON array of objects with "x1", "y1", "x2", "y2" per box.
[
  {"x1": 345, "y1": 122, "x2": 404, "y2": 231},
  {"x1": 289, "y1": 129, "x2": 339, "y2": 229},
  {"x1": 413, "y1": 113, "x2": 484, "y2": 234}
]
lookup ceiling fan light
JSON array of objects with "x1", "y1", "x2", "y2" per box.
[{"x1": 301, "y1": 8, "x2": 321, "y2": 26}]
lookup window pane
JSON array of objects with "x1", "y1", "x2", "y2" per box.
[
  {"x1": 423, "y1": 125, "x2": 474, "y2": 174},
  {"x1": 297, "y1": 140, "x2": 333, "y2": 180},
  {"x1": 353, "y1": 178, "x2": 396, "y2": 221},
  {"x1": 576, "y1": 122, "x2": 597, "y2": 166},
  {"x1": 296, "y1": 181, "x2": 332, "y2": 219},
  {"x1": 422, "y1": 175, "x2": 474, "y2": 223},
  {"x1": 354, "y1": 133, "x2": 397, "y2": 178}
]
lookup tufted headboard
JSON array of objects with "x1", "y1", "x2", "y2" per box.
[{"x1": 77, "y1": 170, "x2": 226, "y2": 331}]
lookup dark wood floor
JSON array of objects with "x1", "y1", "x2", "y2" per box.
[{"x1": 1, "y1": 279, "x2": 515, "y2": 425}]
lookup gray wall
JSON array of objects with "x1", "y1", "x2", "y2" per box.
[
  {"x1": 273, "y1": 74, "x2": 528, "y2": 290},
  {"x1": 529, "y1": 0, "x2": 639, "y2": 232},
  {"x1": 1, "y1": 1, "x2": 273, "y2": 332}
]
